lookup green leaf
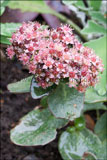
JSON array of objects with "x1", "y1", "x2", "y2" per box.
[
  {"x1": 67, "y1": 126, "x2": 76, "y2": 133},
  {"x1": 94, "y1": 112, "x2": 107, "y2": 142},
  {"x1": 63, "y1": 0, "x2": 90, "y2": 11},
  {"x1": 92, "y1": 139, "x2": 106, "y2": 159},
  {"x1": 1, "y1": 0, "x2": 10, "y2": 7},
  {"x1": 82, "y1": 154, "x2": 97, "y2": 160},
  {"x1": 48, "y1": 83, "x2": 84, "y2": 121},
  {"x1": 59, "y1": 128, "x2": 105, "y2": 160},
  {"x1": 11, "y1": 108, "x2": 68, "y2": 146},
  {"x1": 75, "y1": 0, "x2": 90, "y2": 11},
  {"x1": 74, "y1": 117, "x2": 85, "y2": 131},
  {"x1": 40, "y1": 96, "x2": 48, "y2": 108},
  {"x1": 84, "y1": 36, "x2": 107, "y2": 96},
  {"x1": 1, "y1": 23, "x2": 21, "y2": 37},
  {"x1": 0, "y1": 35, "x2": 11, "y2": 45},
  {"x1": 85, "y1": 87, "x2": 107, "y2": 103},
  {"x1": 88, "y1": 0, "x2": 101, "y2": 11},
  {"x1": 7, "y1": 0, "x2": 56, "y2": 15},
  {"x1": 83, "y1": 103, "x2": 107, "y2": 112},
  {"x1": 98, "y1": 140, "x2": 107, "y2": 158},
  {"x1": 8, "y1": 76, "x2": 33, "y2": 93},
  {"x1": 30, "y1": 77, "x2": 49, "y2": 99},
  {"x1": 40, "y1": 25, "x2": 49, "y2": 30},
  {"x1": 0, "y1": 7, "x2": 5, "y2": 16},
  {"x1": 81, "y1": 20, "x2": 106, "y2": 35},
  {"x1": 90, "y1": 11, "x2": 106, "y2": 26},
  {"x1": 0, "y1": 0, "x2": 10, "y2": 16}
]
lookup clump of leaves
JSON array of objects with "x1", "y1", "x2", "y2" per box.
[{"x1": 8, "y1": 74, "x2": 107, "y2": 160}]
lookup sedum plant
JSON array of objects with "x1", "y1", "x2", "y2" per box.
[{"x1": 7, "y1": 22, "x2": 106, "y2": 160}]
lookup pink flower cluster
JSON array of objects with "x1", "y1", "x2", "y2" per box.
[{"x1": 7, "y1": 22, "x2": 104, "y2": 92}]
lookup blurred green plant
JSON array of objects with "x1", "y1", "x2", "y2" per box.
[
  {"x1": 7, "y1": 0, "x2": 58, "y2": 14},
  {"x1": 6, "y1": 0, "x2": 87, "y2": 41},
  {"x1": 0, "y1": 0, "x2": 10, "y2": 16},
  {"x1": 63, "y1": 0, "x2": 106, "y2": 37}
]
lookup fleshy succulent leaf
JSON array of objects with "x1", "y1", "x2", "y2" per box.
[
  {"x1": 8, "y1": 76, "x2": 33, "y2": 93},
  {"x1": 48, "y1": 83, "x2": 84, "y2": 120},
  {"x1": 81, "y1": 20, "x2": 106, "y2": 35},
  {"x1": 85, "y1": 87, "x2": 107, "y2": 103},
  {"x1": 10, "y1": 108, "x2": 68, "y2": 146},
  {"x1": 94, "y1": 112, "x2": 107, "y2": 142},
  {"x1": 59, "y1": 128, "x2": 106, "y2": 160}
]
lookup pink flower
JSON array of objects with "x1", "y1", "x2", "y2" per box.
[
  {"x1": 29, "y1": 63, "x2": 36, "y2": 74},
  {"x1": 7, "y1": 46, "x2": 15, "y2": 59},
  {"x1": 7, "y1": 22, "x2": 104, "y2": 92},
  {"x1": 19, "y1": 53, "x2": 29, "y2": 65}
]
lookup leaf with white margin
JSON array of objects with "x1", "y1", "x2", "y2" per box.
[
  {"x1": 48, "y1": 82, "x2": 84, "y2": 121},
  {"x1": 59, "y1": 128, "x2": 106, "y2": 160},
  {"x1": 10, "y1": 108, "x2": 68, "y2": 146},
  {"x1": 63, "y1": 0, "x2": 91, "y2": 11},
  {"x1": 30, "y1": 77, "x2": 50, "y2": 99}
]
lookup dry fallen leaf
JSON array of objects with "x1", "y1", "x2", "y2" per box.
[{"x1": 85, "y1": 114, "x2": 95, "y2": 131}]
